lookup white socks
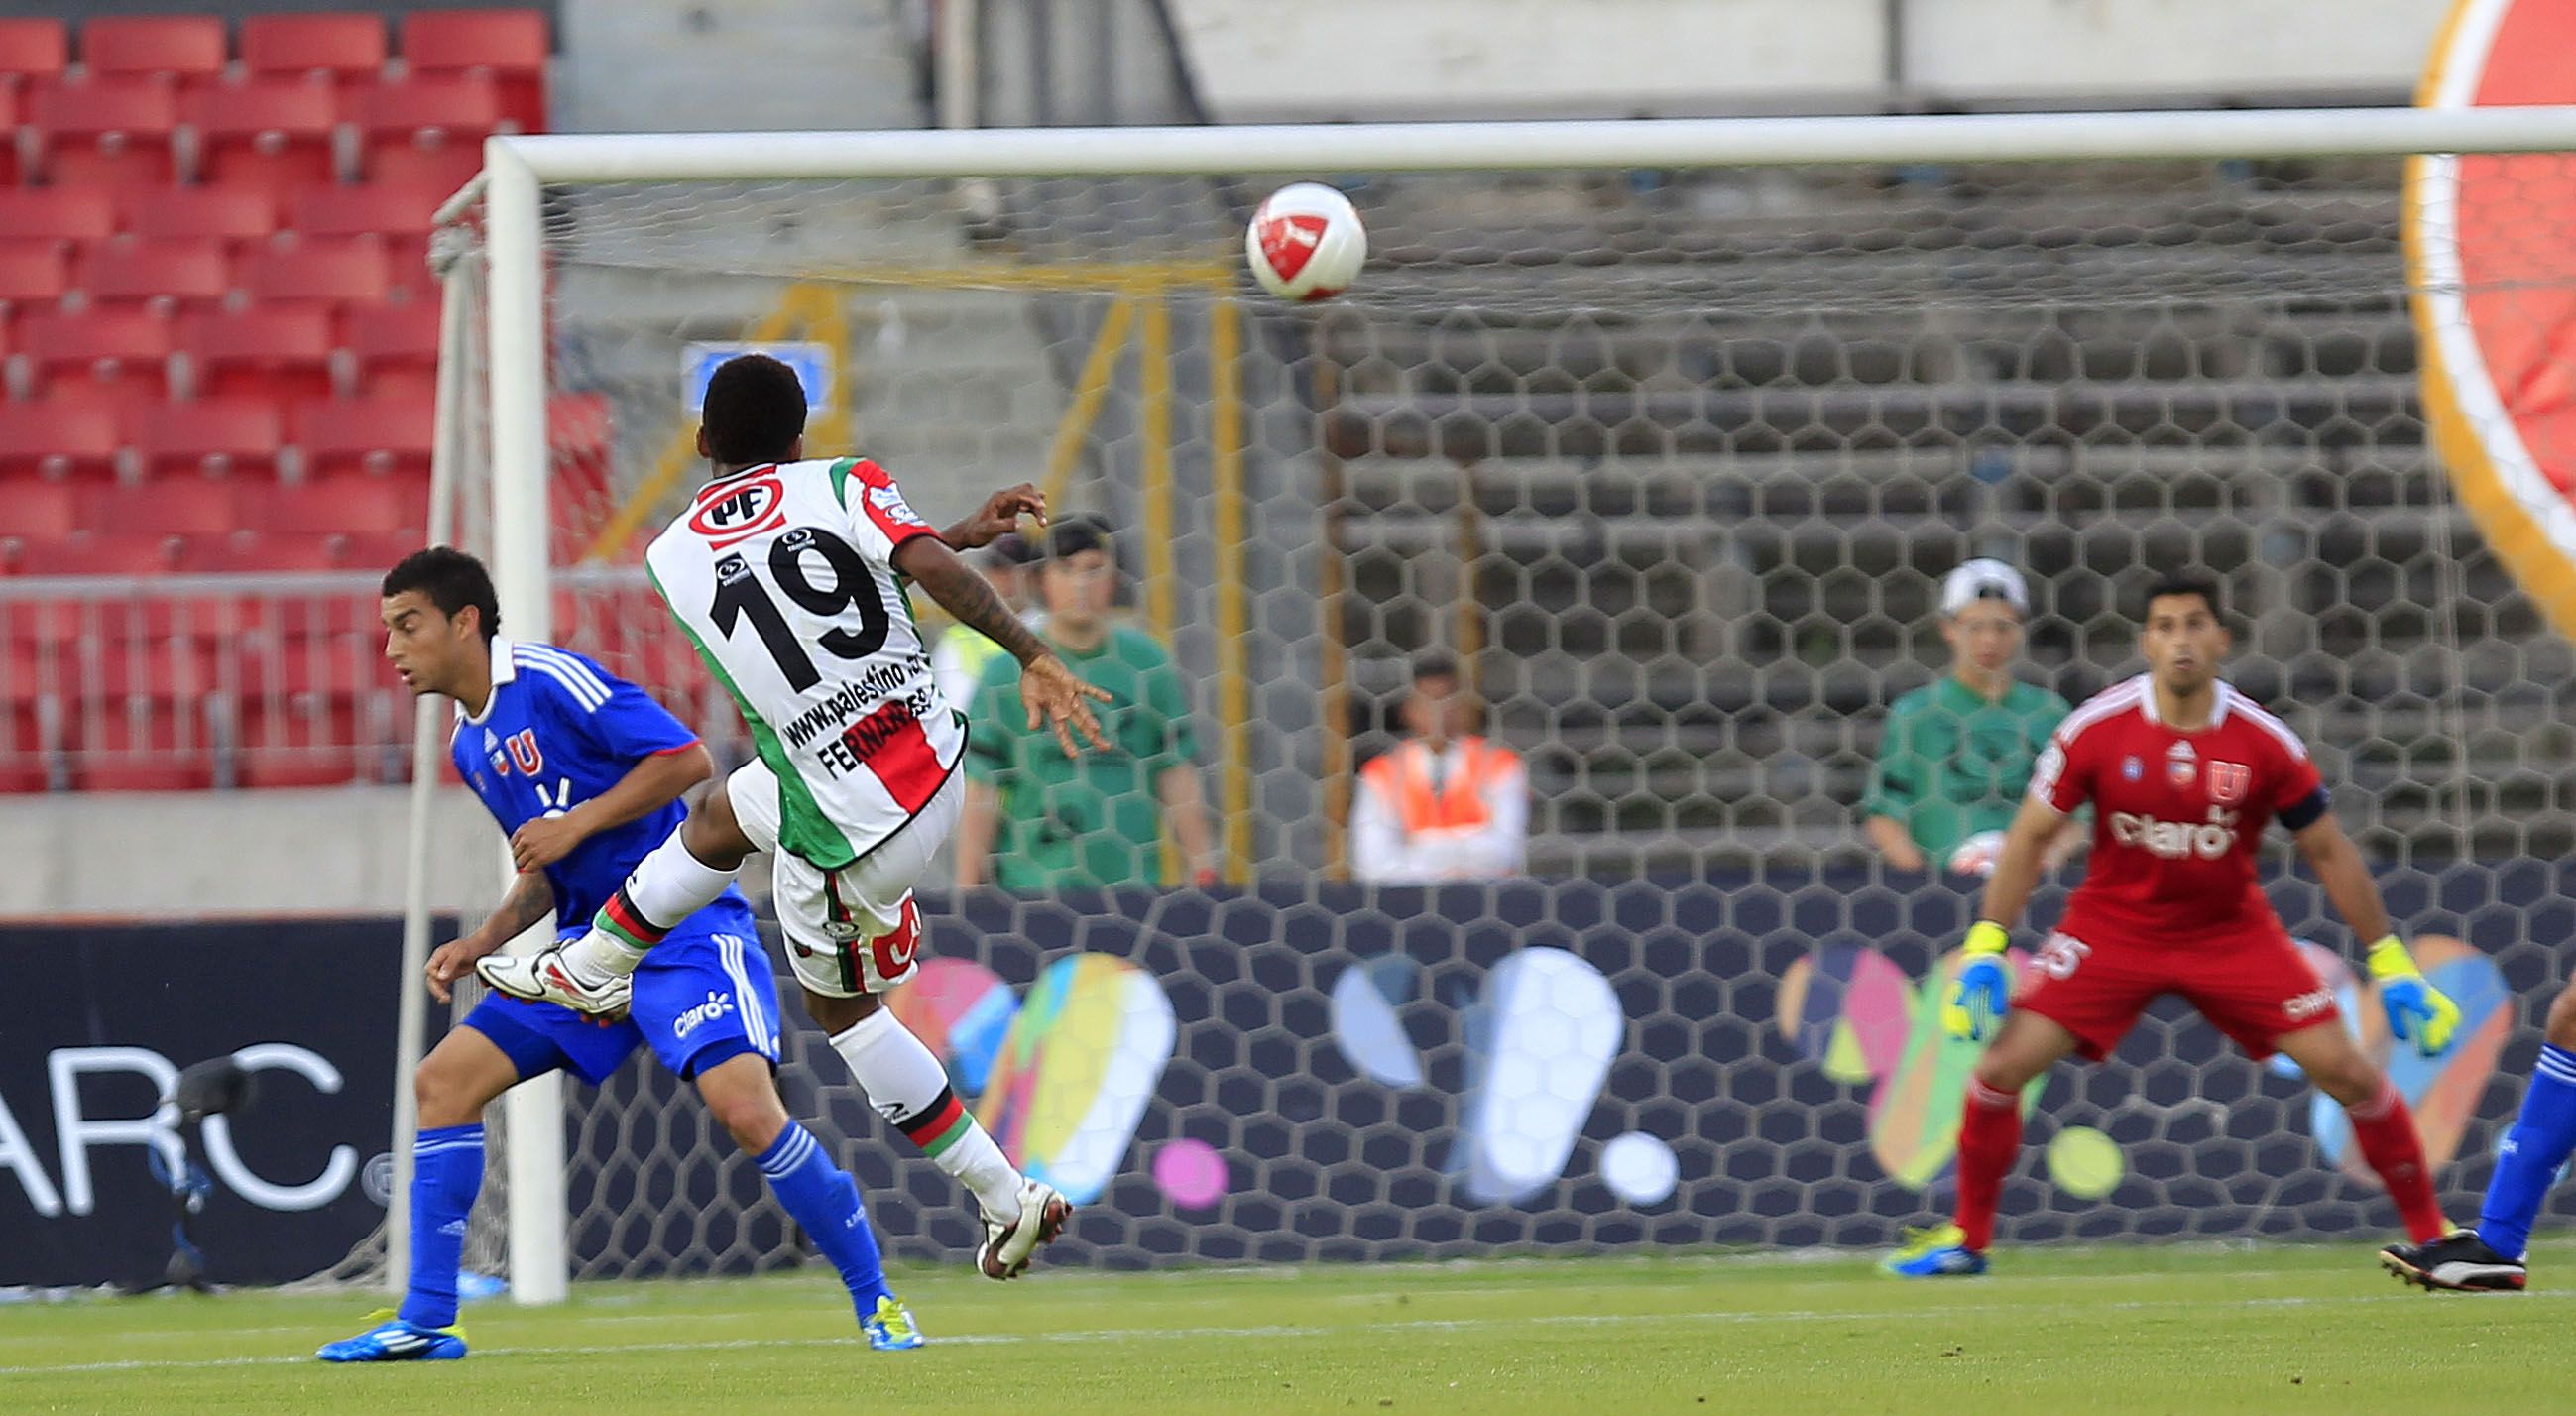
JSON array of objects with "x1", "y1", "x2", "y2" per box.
[
  {"x1": 566, "y1": 829, "x2": 742, "y2": 979},
  {"x1": 830, "y1": 1007, "x2": 1024, "y2": 1222}
]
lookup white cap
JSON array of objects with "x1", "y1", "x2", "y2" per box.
[{"x1": 1940, "y1": 559, "x2": 2030, "y2": 617}]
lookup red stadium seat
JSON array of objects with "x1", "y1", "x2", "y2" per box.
[
  {"x1": 81, "y1": 17, "x2": 226, "y2": 83},
  {"x1": 350, "y1": 74, "x2": 498, "y2": 190},
  {"x1": 233, "y1": 694, "x2": 360, "y2": 787},
  {"x1": 0, "y1": 243, "x2": 71, "y2": 306},
  {"x1": 179, "y1": 305, "x2": 334, "y2": 401},
  {"x1": 0, "y1": 702, "x2": 52, "y2": 793},
  {"x1": 11, "y1": 532, "x2": 176, "y2": 576},
  {"x1": 85, "y1": 478, "x2": 240, "y2": 536},
  {"x1": 340, "y1": 300, "x2": 439, "y2": 398},
  {"x1": 240, "y1": 14, "x2": 389, "y2": 85},
  {"x1": 4, "y1": 482, "x2": 78, "y2": 536},
  {"x1": 238, "y1": 236, "x2": 389, "y2": 305},
  {"x1": 0, "y1": 189, "x2": 116, "y2": 243},
  {"x1": 0, "y1": 86, "x2": 20, "y2": 183},
  {"x1": 10, "y1": 307, "x2": 173, "y2": 402},
  {"x1": 103, "y1": 589, "x2": 251, "y2": 645},
  {"x1": 88, "y1": 635, "x2": 219, "y2": 701},
  {"x1": 185, "y1": 529, "x2": 340, "y2": 573},
  {"x1": 332, "y1": 529, "x2": 426, "y2": 572},
  {"x1": 259, "y1": 467, "x2": 430, "y2": 533},
  {"x1": 30, "y1": 78, "x2": 181, "y2": 191},
  {"x1": 67, "y1": 700, "x2": 215, "y2": 791},
  {"x1": 240, "y1": 625, "x2": 378, "y2": 699},
  {"x1": 186, "y1": 79, "x2": 345, "y2": 196},
  {"x1": 293, "y1": 395, "x2": 433, "y2": 479},
  {"x1": 0, "y1": 398, "x2": 120, "y2": 479},
  {"x1": 75, "y1": 237, "x2": 231, "y2": 311},
  {"x1": 547, "y1": 391, "x2": 613, "y2": 555},
  {"x1": 125, "y1": 186, "x2": 281, "y2": 244},
  {"x1": 400, "y1": 9, "x2": 545, "y2": 132},
  {"x1": 128, "y1": 398, "x2": 281, "y2": 476},
  {"x1": 0, "y1": 19, "x2": 69, "y2": 87},
  {"x1": 288, "y1": 181, "x2": 446, "y2": 239}
]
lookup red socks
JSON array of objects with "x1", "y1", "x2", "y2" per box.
[
  {"x1": 1953, "y1": 1077, "x2": 2023, "y2": 1253},
  {"x1": 2347, "y1": 1081, "x2": 2446, "y2": 1242}
]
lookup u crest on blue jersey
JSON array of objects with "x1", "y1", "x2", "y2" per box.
[{"x1": 505, "y1": 728, "x2": 543, "y2": 775}]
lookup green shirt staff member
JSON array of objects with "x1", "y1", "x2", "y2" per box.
[
  {"x1": 957, "y1": 517, "x2": 1215, "y2": 893},
  {"x1": 1862, "y1": 560, "x2": 2083, "y2": 876}
]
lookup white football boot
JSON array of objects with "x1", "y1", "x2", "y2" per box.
[
  {"x1": 474, "y1": 942, "x2": 632, "y2": 1016},
  {"x1": 977, "y1": 1178, "x2": 1073, "y2": 1280}
]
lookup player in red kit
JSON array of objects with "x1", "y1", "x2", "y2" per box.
[{"x1": 1885, "y1": 575, "x2": 2462, "y2": 1276}]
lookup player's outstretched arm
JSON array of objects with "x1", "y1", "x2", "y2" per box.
[
  {"x1": 893, "y1": 535, "x2": 1111, "y2": 757},
  {"x1": 427, "y1": 870, "x2": 557, "y2": 1003},
  {"x1": 510, "y1": 742, "x2": 715, "y2": 872},
  {"x1": 1942, "y1": 793, "x2": 2067, "y2": 1042},
  {"x1": 939, "y1": 482, "x2": 1046, "y2": 550},
  {"x1": 2291, "y1": 811, "x2": 2392, "y2": 944},
  {"x1": 1976, "y1": 793, "x2": 2068, "y2": 935},
  {"x1": 2293, "y1": 812, "x2": 2460, "y2": 1056}
]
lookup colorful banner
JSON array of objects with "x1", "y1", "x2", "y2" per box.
[{"x1": 713, "y1": 864, "x2": 2565, "y2": 1269}]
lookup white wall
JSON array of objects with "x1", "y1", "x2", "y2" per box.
[
  {"x1": 1166, "y1": 0, "x2": 2453, "y2": 120},
  {"x1": 0, "y1": 788, "x2": 498, "y2": 920},
  {"x1": 1168, "y1": 0, "x2": 1888, "y2": 120},
  {"x1": 1907, "y1": 0, "x2": 2452, "y2": 103}
]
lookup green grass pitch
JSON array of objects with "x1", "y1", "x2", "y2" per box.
[{"x1": 7, "y1": 1241, "x2": 2573, "y2": 1415}]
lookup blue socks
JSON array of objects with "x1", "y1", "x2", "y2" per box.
[
  {"x1": 756, "y1": 1123, "x2": 891, "y2": 1318},
  {"x1": 2478, "y1": 1044, "x2": 2576, "y2": 1260},
  {"x1": 398, "y1": 1122, "x2": 485, "y2": 1329}
]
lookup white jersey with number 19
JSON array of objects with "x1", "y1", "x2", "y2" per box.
[{"x1": 644, "y1": 456, "x2": 960, "y2": 871}]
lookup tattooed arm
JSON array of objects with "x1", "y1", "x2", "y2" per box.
[
  {"x1": 894, "y1": 535, "x2": 1111, "y2": 757},
  {"x1": 424, "y1": 870, "x2": 557, "y2": 1003}
]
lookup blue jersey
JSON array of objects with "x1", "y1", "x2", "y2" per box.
[{"x1": 450, "y1": 637, "x2": 753, "y2": 934}]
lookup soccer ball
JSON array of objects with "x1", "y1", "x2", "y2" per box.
[{"x1": 1245, "y1": 182, "x2": 1366, "y2": 301}]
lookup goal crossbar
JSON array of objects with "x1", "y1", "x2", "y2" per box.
[{"x1": 455, "y1": 105, "x2": 2576, "y2": 200}]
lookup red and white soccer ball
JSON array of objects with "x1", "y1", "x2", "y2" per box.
[{"x1": 1245, "y1": 182, "x2": 1366, "y2": 301}]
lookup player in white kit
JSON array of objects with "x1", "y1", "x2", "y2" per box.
[{"x1": 481, "y1": 353, "x2": 1110, "y2": 1279}]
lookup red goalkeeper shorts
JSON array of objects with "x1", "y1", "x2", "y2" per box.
[{"x1": 2013, "y1": 922, "x2": 2340, "y2": 1062}]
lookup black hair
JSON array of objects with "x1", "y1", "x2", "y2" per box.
[
  {"x1": 1411, "y1": 653, "x2": 1461, "y2": 685},
  {"x1": 701, "y1": 353, "x2": 808, "y2": 465},
  {"x1": 2141, "y1": 573, "x2": 2223, "y2": 623},
  {"x1": 1045, "y1": 514, "x2": 1115, "y2": 562},
  {"x1": 382, "y1": 545, "x2": 501, "y2": 642}
]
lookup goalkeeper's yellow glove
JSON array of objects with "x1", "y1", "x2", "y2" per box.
[
  {"x1": 1942, "y1": 921, "x2": 2013, "y2": 1043},
  {"x1": 2367, "y1": 935, "x2": 2460, "y2": 1058}
]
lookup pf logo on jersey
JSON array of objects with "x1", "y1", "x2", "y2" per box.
[
  {"x1": 690, "y1": 473, "x2": 786, "y2": 549},
  {"x1": 2207, "y1": 761, "x2": 2250, "y2": 805}
]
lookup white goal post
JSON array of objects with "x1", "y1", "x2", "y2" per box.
[{"x1": 412, "y1": 103, "x2": 2576, "y2": 1306}]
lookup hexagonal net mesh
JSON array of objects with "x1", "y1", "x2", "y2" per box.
[{"x1": 392, "y1": 145, "x2": 2576, "y2": 1284}]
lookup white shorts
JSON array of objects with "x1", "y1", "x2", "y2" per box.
[{"x1": 727, "y1": 757, "x2": 963, "y2": 999}]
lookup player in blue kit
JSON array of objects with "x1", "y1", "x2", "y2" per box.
[{"x1": 318, "y1": 547, "x2": 921, "y2": 1362}]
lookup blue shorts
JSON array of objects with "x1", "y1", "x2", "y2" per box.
[{"x1": 461, "y1": 911, "x2": 783, "y2": 1086}]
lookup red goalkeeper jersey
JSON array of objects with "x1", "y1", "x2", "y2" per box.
[{"x1": 2030, "y1": 674, "x2": 2328, "y2": 941}]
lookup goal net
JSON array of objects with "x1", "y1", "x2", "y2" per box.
[{"x1": 396, "y1": 111, "x2": 2576, "y2": 1290}]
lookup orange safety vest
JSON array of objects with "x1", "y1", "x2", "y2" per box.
[{"x1": 1359, "y1": 736, "x2": 1517, "y2": 837}]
